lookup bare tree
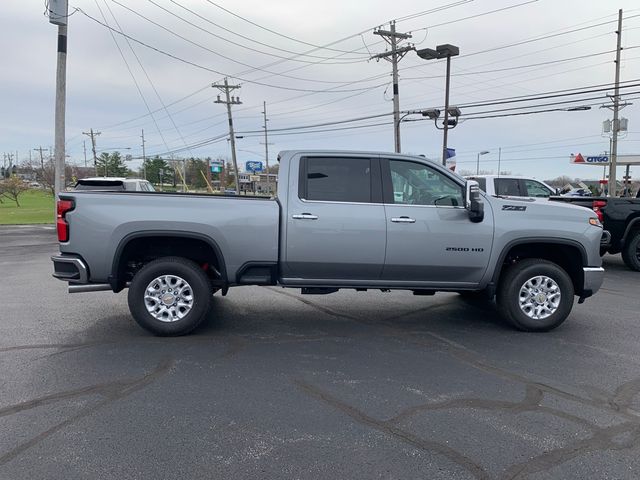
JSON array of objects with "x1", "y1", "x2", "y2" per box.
[{"x1": 0, "y1": 176, "x2": 28, "y2": 207}]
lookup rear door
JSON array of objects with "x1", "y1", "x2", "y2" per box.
[
  {"x1": 382, "y1": 158, "x2": 494, "y2": 285},
  {"x1": 283, "y1": 155, "x2": 386, "y2": 280}
]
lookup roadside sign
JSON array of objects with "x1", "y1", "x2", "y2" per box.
[
  {"x1": 211, "y1": 165, "x2": 222, "y2": 173},
  {"x1": 245, "y1": 161, "x2": 263, "y2": 173},
  {"x1": 571, "y1": 153, "x2": 609, "y2": 164},
  {"x1": 570, "y1": 153, "x2": 640, "y2": 165}
]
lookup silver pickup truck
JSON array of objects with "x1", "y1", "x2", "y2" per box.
[{"x1": 52, "y1": 150, "x2": 605, "y2": 335}]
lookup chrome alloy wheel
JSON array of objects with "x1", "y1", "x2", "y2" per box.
[
  {"x1": 144, "y1": 275, "x2": 194, "y2": 322},
  {"x1": 518, "y1": 275, "x2": 561, "y2": 320}
]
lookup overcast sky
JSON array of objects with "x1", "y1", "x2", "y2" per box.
[{"x1": 3, "y1": 0, "x2": 640, "y2": 180}]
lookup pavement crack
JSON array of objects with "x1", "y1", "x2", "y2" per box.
[
  {"x1": 263, "y1": 286, "x2": 362, "y2": 322},
  {"x1": 0, "y1": 357, "x2": 174, "y2": 466},
  {"x1": 293, "y1": 379, "x2": 490, "y2": 480},
  {"x1": 501, "y1": 422, "x2": 640, "y2": 480}
]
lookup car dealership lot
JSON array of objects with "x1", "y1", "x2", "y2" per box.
[{"x1": 1, "y1": 226, "x2": 639, "y2": 479}]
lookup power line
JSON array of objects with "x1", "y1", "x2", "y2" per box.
[
  {"x1": 76, "y1": 8, "x2": 389, "y2": 94},
  {"x1": 102, "y1": 0, "x2": 193, "y2": 157},
  {"x1": 92, "y1": 0, "x2": 171, "y2": 155},
  {"x1": 110, "y1": 0, "x2": 372, "y2": 84},
  {"x1": 157, "y1": 0, "x2": 368, "y2": 62}
]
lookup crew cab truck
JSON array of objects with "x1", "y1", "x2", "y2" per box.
[
  {"x1": 465, "y1": 175, "x2": 557, "y2": 198},
  {"x1": 549, "y1": 195, "x2": 640, "y2": 271},
  {"x1": 52, "y1": 150, "x2": 605, "y2": 336}
]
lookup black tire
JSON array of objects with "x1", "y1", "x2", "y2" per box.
[
  {"x1": 496, "y1": 259, "x2": 574, "y2": 332},
  {"x1": 127, "y1": 256, "x2": 212, "y2": 336},
  {"x1": 621, "y1": 231, "x2": 640, "y2": 271}
]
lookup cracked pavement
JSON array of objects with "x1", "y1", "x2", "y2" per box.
[{"x1": 1, "y1": 225, "x2": 639, "y2": 479}]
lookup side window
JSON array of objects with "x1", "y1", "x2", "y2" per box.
[
  {"x1": 524, "y1": 179, "x2": 553, "y2": 198},
  {"x1": 301, "y1": 157, "x2": 371, "y2": 203},
  {"x1": 495, "y1": 178, "x2": 522, "y2": 196},
  {"x1": 388, "y1": 160, "x2": 463, "y2": 206}
]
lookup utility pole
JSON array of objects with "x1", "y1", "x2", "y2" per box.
[
  {"x1": 371, "y1": 21, "x2": 413, "y2": 153},
  {"x1": 82, "y1": 128, "x2": 101, "y2": 175},
  {"x1": 141, "y1": 129, "x2": 147, "y2": 180},
  {"x1": 261, "y1": 101, "x2": 274, "y2": 194},
  {"x1": 609, "y1": 8, "x2": 623, "y2": 197},
  {"x1": 48, "y1": 0, "x2": 69, "y2": 198},
  {"x1": 213, "y1": 78, "x2": 241, "y2": 194},
  {"x1": 82, "y1": 140, "x2": 87, "y2": 168}
]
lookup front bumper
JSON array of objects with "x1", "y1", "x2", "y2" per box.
[{"x1": 581, "y1": 266, "x2": 605, "y2": 300}]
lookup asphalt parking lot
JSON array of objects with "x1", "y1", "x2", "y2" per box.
[{"x1": 1, "y1": 225, "x2": 640, "y2": 479}]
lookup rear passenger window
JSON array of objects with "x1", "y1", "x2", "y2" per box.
[
  {"x1": 495, "y1": 178, "x2": 522, "y2": 196},
  {"x1": 301, "y1": 157, "x2": 371, "y2": 203}
]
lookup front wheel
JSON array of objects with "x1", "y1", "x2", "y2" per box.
[
  {"x1": 496, "y1": 259, "x2": 574, "y2": 332},
  {"x1": 128, "y1": 256, "x2": 212, "y2": 336}
]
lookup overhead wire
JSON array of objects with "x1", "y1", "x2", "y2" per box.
[{"x1": 102, "y1": 0, "x2": 195, "y2": 157}]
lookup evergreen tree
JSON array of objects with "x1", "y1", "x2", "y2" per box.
[{"x1": 96, "y1": 152, "x2": 129, "y2": 177}]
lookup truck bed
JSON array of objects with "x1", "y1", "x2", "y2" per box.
[{"x1": 58, "y1": 190, "x2": 280, "y2": 284}]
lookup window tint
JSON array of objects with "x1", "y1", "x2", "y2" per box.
[
  {"x1": 469, "y1": 177, "x2": 486, "y2": 192},
  {"x1": 74, "y1": 180, "x2": 125, "y2": 191},
  {"x1": 303, "y1": 157, "x2": 371, "y2": 203},
  {"x1": 388, "y1": 160, "x2": 463, "y2": 206},
  {"x1": 524, "y1": 179, "x2": 553, "y2": 198},
  {"x1": 495, "y1": 178, "x2": 522, "y2": 196}
]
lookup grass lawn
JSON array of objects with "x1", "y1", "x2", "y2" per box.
[{"x1": 0, "y1": 189, "x2": 55, "y2": 225}]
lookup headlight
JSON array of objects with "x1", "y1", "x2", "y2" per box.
[{"x1": 589, "y1": 217, "x2": 602, "y2": 228}]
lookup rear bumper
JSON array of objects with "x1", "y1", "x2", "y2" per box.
[
  {"x1": 600, "y1": 230, "x2": 612, "y2": 247},
  {"x1": 581, "y1": 266, "x2": 604, "y2": 299},
  {"x1": 51, "y1": 254, "x2": 88, "y2": 283}
]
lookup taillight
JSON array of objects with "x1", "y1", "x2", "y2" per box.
[
  {"x1": 592, "y1": 200, "x2": 606, "y2": 223},
  {"x1": 57, "y1": 199, "x2": 74, "y2": 242}
]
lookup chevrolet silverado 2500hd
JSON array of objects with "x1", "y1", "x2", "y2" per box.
[{"x1": 52, "y1": 150, "x2": 605, "y2": 335}]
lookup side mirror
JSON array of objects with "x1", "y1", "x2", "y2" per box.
[{"x1": 465, "y1": 180, "x2": 484, "y2": 223}]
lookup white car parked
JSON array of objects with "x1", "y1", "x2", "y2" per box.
[{"x1": 465, "y1": 175, "x2": 557, "y2": 198}]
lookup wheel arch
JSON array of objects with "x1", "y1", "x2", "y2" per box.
[
  {"x1": 491, "y1": 239, "x2": 587, "y2": 296},
  {"x1": 622, "y1": 217, "x2": 640, "y2": 243},
  {"x1": 110, "y1": 231, "x2": 227, "y2": 292}
]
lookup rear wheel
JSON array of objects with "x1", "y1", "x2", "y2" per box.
[
  {"x1": 496, "y1": 259, "x2": 574, "y2": 332},
  {"x1": 128, "y1": 256, "x2": 212, "y2": 336},
  {"x1": 621, "y1": 231, "x2": 640, "y2": 271}
]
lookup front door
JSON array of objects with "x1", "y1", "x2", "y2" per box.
[
  {"x1": 283, "y1": 155, "x2": 386, "y2": 281},
  {"x1": 382, "y1": 158, "x2": 494, "y2": 286}
]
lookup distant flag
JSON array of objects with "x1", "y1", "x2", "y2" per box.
[{"x1": 445, "y1": 148, "x2": 456, "y2": 171}]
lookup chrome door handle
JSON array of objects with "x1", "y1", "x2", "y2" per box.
[
  {"x1": 292, "y1": 213, "x2": 318, "y2": 220},
  {"x1": 391, "y1": 216, "x2": 416, "y2": 223}
]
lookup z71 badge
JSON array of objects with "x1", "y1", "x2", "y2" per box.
[{"x1": 502, "y1": 205, "x2": 527, "y2": 211}]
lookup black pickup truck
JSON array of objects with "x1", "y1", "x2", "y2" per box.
[{"x1": 550, "y1": 196, "x2": 640, "y2": 271}]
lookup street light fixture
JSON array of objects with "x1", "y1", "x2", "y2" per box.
[
  {"x1": 476, "y1": 150, "x2": 490, "y2": 175},
  {"x1": 416, "y1": 43, "x2": 460, "y2": 166}
]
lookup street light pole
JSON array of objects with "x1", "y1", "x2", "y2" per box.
[
  {"x1": 442, "y1": 55, "x2": 452, "y2": 166},
  {"x1": 476, "y1": 150, "x2": 490, "y2": 175},
  {"x1": 415, "y1": 44, "x2": 459, "y2": 166}
]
